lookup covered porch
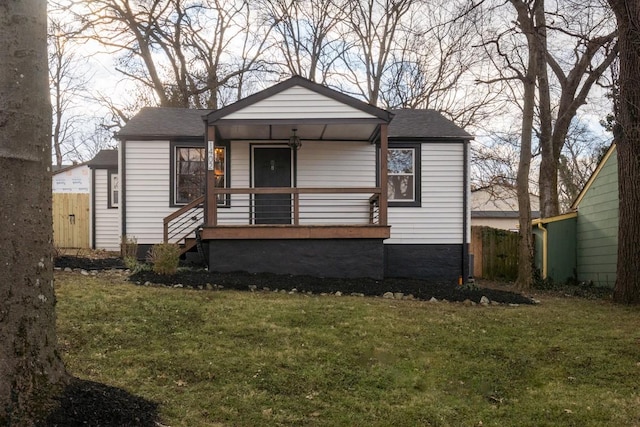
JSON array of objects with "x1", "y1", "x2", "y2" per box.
[{"x1": 202, "y1": 77, "x2": 392, "y2": 242}]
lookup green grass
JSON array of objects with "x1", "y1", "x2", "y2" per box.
[{"x1": 55, "y1": 272, "x2": 640, "y2": 426}]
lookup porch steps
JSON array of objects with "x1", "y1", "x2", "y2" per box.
[{"x1": 180, "y1": 237, "x2": 198, "y2": 255}]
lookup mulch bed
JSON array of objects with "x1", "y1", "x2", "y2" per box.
[
  {"x1": 41, "y1": 377, "x2": 158, "y2": 427},
  {"x1": 130, "y1": 268, "x2": 535, "y2": 304},
  {"x1": 54, "y1": 254, "x2": 534, "y2": 305}
]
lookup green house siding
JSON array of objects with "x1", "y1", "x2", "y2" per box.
[
  {"x1": 533, "y1": 216, "x2": 577, "y2": 283},
  {"x1": 576, "y1": 150, "x2": 618, "y2": 287}
]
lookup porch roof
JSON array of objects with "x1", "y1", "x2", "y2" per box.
[{"x1": 206, "y1": 76, "x2": 392, "y2": 142}]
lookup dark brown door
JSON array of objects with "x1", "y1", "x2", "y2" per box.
[{"x1": 253, "y1": 147, "x2": 292, "y2": 224}]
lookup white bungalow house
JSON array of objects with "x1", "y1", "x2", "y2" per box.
[{"x1": 115, "y1": 76, "x2": 473, "y2": 281}]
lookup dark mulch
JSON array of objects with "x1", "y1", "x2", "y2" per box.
[
  {"x1": 130, "y1": 268, "x2": 535, "y2": 305},
  {"x1": 54, "y1": 254, "x2": 534, "y2": 304},
  {"x1": 55, "y1": 255, "x2": 125, "y2": 270},
  {"x1": 41, "y1": 377, "x2": 158, "y2": 427}
]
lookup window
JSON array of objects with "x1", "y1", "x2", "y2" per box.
[
  {"x1": 172, "y1": 144, "x2": 227, "y2": 206},
  {"x1": 387, "y1": 144, "x2": 421, "y2": 207},
  {"x1": 175, "y1": 147, "x2": 206, "y2": 204},
  {"x1": 108, "y1": 171, "x2": 119, "y2": 208},
  {"x1": 213, "y1": 146, "x2": 226, "y2": 204}
]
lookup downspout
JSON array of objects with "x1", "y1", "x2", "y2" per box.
[
  {"x1": 537, "y1": 222, "x2": 548, "y2": 279},
  {"x1": 462, "y1": 139, "x2": 469, "y2": 282}
]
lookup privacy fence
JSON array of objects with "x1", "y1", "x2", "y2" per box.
[{"x1": 470, "y1": 226, "x2": 519, "y2": 281}]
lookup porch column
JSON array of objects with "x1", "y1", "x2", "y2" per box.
[
  {"x1": 379, "y1": 123, "x2": 388, "y2": 226},
  {"x1": 206, "y1": 126, "x2": 218, "y2": 226}
]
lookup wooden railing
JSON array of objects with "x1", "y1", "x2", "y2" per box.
[
  {"x1": 163, "y1": 195, "x2": 204, "y2": 244},
  {"x1": 208, "y1": 187, "x2": 385, "y2": 226}
]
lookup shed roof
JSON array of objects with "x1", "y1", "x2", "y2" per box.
[{"x1": 87, "y1": 149, "x2": 118, "y2": 169}]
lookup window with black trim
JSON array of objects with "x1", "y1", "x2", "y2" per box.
[
  {"x1": 108, "y1": 170, "x2": 119, "y2": 208},
  {"x1": 175, "y1": 147, "x2": 205, "y2": 204},
  {"x1": 387, "y1": 144, "x2": 421, "y2": 207},
  {"x1": 172, "y1": 144, "x2": 227, "y2": 206}
]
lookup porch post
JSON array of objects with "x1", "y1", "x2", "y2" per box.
[
  {"x1": 379, "y1": 123, "x2": 388, "y2": 226},
  {"x1": 206, "y1": 126, "x2": 218, "y2": 226}
]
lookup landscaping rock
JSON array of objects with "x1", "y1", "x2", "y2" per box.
[
  {"x1": 383, "y1": 292, "x2": 394, "y2": 299},
  {"x1": 480, "y1": 296, "x2": 491, "y2": 305}
]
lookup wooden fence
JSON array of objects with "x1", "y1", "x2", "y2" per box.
[{"x1": 470, "y1": 226, "x2": 519, "y2": 280}]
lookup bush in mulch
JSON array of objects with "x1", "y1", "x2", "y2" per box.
[
  {"x1": 40, "y1": 377, "x2": 158, "y2": 427},
  {"x1": 130, "y1": 268, "x2": 535, "y2": 305}
]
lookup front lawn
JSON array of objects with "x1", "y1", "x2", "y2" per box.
[{"x1": 55, "y1": 271, "x2": 640, "y2": 426}]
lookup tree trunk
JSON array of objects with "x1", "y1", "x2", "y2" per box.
[
  {"x1": 0, "y1": 1, "x2": 68, "y2": 423},
  {"x1": 510, "y1": 0, "x2": 537, "y2": 290},
  {"x1": 608, "y1": 0, "x2": 640, "y2": 304}
]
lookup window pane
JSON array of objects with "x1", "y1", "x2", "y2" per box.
[
  {"x1": 388, "y1": 149, "x2": 414, "y2": 174},
  {"x1": 388, "y1": 175, "x2": 414, "y2": 201}
]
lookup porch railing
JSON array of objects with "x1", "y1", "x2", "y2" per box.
[
  {"x1": 209, "y1": 187, "x2": 384, "y2": 226},
  {"x1": 163, "y1": 195, "x2": 204, "y2": 244}
]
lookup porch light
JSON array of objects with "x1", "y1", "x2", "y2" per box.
[{"x1": 288, "y1": 128, "x2": 302, "y2": 150}]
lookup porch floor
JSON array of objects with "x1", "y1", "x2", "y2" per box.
[{"x1": 199, "y1": 224, "x2": 391, "y2": 240}]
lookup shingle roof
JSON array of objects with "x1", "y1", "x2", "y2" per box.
[
  {"x1": 86, "y1": 149, "x2": 118, "y2": 169},
  {"x1": 116, "y1": 107, "x2": 471, "y2": 141},
  {"x1": 116, "y1": 107, "x2": 212, "y2": 139},
  {"x1": 389, "y1": 109, "x2": 473, "y2": 140}
]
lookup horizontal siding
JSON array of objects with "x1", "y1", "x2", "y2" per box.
[
  {"x1": 93, "y1": 169, "x2": 120, "y2": 251},
  {"x1": 387, "y1": 143, "x2": 464, "y2": 244},
  {"x1": 124, "y1": 140, "x2": 175, "y2": 244},
  {"x1": 224, "y1": 86, "x2": 375, "y2": 120},
  {"x1": 576, "y1": 150, "x2": 618, "y2": 286}
]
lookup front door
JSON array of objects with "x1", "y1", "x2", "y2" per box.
[{"x1": 253, "y1": 147, "x2": 292, "y2": 224}]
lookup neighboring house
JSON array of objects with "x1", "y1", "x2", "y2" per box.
[
  {"x1": 52, "y1": 162, "x2": 91, "y2": 248},
  {"x1": 533, "y1": 143, "x2": 618, "y2": 287},
  {"x1": 86, "y1": 150, "x2": 120, "y2": 252},
  {"x1": 115, "y1": 76, "x2": 473, "y2": 280},
  {"x1": 471, "y1": 185, "x2": 540, "y2": 231}
]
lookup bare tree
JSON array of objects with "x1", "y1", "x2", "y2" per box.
[
  {"x1": 339, "y1": 0, "x2": 413, "y2": 105},
  {"x1": 65, "y1": 0, "x2": 273, "y2": 109},
  {"x1": 536, "y1": 0, "x2": 617, "y2": 218},
  {"x1": 606, "y1": 0, "x2": 640, "y2": 304},
  {"x1": 0, "y1": 0, "x2": 68, "y2": 423},
  {"x1": 261, "y1": 0, "x2": 348, "y2": 83},
  {"x1": 49, "y1": 18, "x2": 94, "y2": 166}
]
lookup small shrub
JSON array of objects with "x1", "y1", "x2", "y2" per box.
[
  {"x1": 147, "y1": 243, "x2": 181, "y2": 275},
  {"x1": 121, "y1": 235, "x2": 139, "y2": 270}
]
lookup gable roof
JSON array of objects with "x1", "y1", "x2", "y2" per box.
[
  {"x1": 87, "y1": 149, "x2": 118, "y2": 169},
  {"x1": 51, "y1": 162, "x2": 88, "y2": 175},
  {"x1": 205, "y1": 76, "x2": 392, "y2": 123},
  {"x1": 389, "y1": 109, "x2": 473, "y2": 140},
  {"x1": 571, "y1": 143, "x2": 617, "y2": 209},
  {"x1": 116, "y1": 107, "x2": 211, "y2": 139}
]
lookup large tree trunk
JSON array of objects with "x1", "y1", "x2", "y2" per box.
[
  {"x1": 608, "y1": 0, "x2": 640, "y2": 304},
  {"x1": 0, "y1": 1, "x2": 68, "y2": 423},
  {"x1": 510, "y1": 0, "x2": 537, "y2": 290}
]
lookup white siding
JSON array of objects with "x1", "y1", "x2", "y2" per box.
[
  {"x1": 217, "y1": 141, "x2": 251, "y2": 224},
  {"x1": 387, "y1": 143, "x2": 465, "y2": 244},
  {"x1": 297, "y1": 141, "x2": 376, "y2": 224},
  {"x1": 124, "y1": 140, "x2": 174, "y2": 244},
  {"x1": 224, "y1": 86, "x2": 375, "y2": 120},
  {"x1": 93, "y1": 169, "x2": 120, "y2": 251}
]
